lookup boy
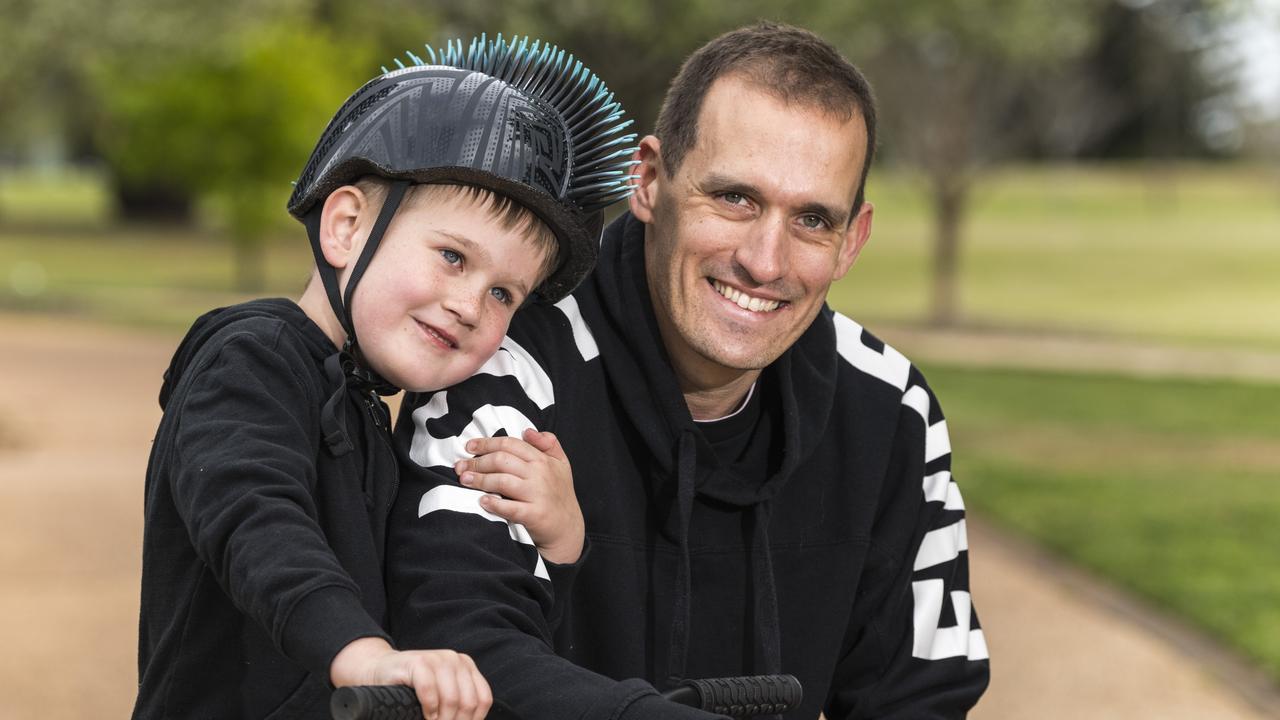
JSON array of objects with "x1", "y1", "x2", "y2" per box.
[{"x1": 133, "y1": 36, "x2": 636, "y2": 720}]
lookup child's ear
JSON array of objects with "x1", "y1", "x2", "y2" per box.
[
  {"x1": 628, "y1": 136, "x2": 662, "y2": 224},
  {"x1": 318, "y1": 186, "x2": 368, "y2": 269}
]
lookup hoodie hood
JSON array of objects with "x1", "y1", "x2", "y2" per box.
[
  {"x1": 159, "y1": 298, "x2": 334, "y2": 411},
  {"x1": 160, "y1": 298, "x2": 375, "y2": 457},
  {"x1": 578, "y1": 212, "x2": 840, "y2": 508}
]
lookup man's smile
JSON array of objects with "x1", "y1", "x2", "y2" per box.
[{"x1": 709, "y1": 278, "x2": 786, "y2": 314}]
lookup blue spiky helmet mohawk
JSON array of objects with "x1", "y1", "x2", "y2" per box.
[{"x1": 288, "y1": 33, "x2": 638, "y2": 306}]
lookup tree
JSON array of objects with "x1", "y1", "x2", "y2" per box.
[
  {"x1": 3, "y1": 0, "x2": 439, "y2": 288},
  {"x1": 801, "y1": 0, "x2": 1243, "y2": 325},
  {"x1": 91, "y1": 22, "x2": 381, "y2": 290},
  {"x1": 0, "y1": 0, "x2": 311, "y2": 219},
  {"x1": 1024, "y1": 0, "x2": 1246, "y2": 160},
  {"x1": 786, "y1": 0, "x2": 1100, "y2": 325}
]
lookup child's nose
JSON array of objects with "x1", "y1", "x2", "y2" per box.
[{"x1": 444, "y1": 285, "x2": 484, "y2": 328}]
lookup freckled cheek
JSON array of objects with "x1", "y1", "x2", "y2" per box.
[{"x1": 472, "y1": 328, "x2": 506, "y2": 361}]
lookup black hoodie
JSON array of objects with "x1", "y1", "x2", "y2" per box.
[
  {"x1": 134, "y1": 298, "x2": 396, "y2": 719},
  {"x1": 390, "y1": 213, "x2": 990, "y2": 719}
]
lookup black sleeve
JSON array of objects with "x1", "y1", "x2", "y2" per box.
[
  {"x1": 168, "y1": 328, "x2": 387, "y2": 678},
  {"x1": 389, "y1": 331, "x2": 725, "y2": 720},
  {"x1": 825, "y1": 369, "x2": 990, "y2": 719},
  {"x1": 544, "y1": 536, "x2": 590, "y2": 629}
]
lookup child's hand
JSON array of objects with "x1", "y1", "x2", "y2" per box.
[
  {"x1": 330, "y1": 637, "x2": 491, "y2": 720},
  {"x1": 455, "y1": 428, "x2": 585, "y2": 565}
]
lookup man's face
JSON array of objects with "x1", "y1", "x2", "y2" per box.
[{"x1": 633, "y1": 75, "x2": 874, "y2": 382}]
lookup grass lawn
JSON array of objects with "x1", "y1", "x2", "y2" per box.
[
  {"x1": 4, "y1": 162, "x2": 1280, "y2": 345},
  {"x1": 926, "y1": 363, "x2": 1280, "y2": 680},
  {"x1": 0, "y1": 167, "x2": 310, "y2": 332},
  {"x1": 831, "y1": 163, "x2": 1280, "y2": 351},
  {"x1": 0, "y1": 227, "x2": 313, "y2": 332}
]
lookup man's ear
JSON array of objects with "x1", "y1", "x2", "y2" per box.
[
  {"x1": 628, "y1": 135, "x2": 663, "y2": 224},
  {"x1": 833, "y1": 201, "x2": 874, "y2": 281},
  {"x1": 318, "y1": 186, "x2": 368, "y2": 270}
]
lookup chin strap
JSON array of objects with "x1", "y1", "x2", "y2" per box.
[
  {"x1": 303, "y1": 179, "x2": 412, "y2": 366},
  {"x1": 304, "y1": 180, "x2": 411, "y2": 455},
  {"x1": 340, "y1": 179, "x2": 411, "y2": 350}
]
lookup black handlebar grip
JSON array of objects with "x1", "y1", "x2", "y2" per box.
[
  {"x1": 331, "y1": 675, "x2": 802, "y2": 720},
  {"x1": 330, "y1": 685, "x2": 420, "y2": 720},
  {"x1": 669, "y1": 674, "x2": 803, "y2": 717},
  {"x1": 331, "y1": 686, "x2": 524, "y2": 720}
]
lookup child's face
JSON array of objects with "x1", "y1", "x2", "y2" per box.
[{"x1": 348, "y1": 192, "x2": 550, "y2": 393}]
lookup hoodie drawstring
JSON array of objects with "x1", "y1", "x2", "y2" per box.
[
  {"x1": 752, "y1": 502, "x2": 783, "y2": 676},
  {"x1": 321, "y1": 353, "x2": 355, "y2": 456},
  {"x1": 320, "y1": 350, "x2": 396, "y2": 457},
  {"x1": 308, "y1": 179, "x2": 407, "y2": 455},
  {"x1": 665, "y1": 430, "x2": 698, "y2": 688},
  {"x1": 665, "y1": 431, "x2": 784, "y2": 695}
]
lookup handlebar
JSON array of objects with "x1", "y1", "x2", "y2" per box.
[
  {"x1": 331, "y1": 674, "x2": 803, "y2": 719},
  {"x1": 663, "y1": 674, "x2": 802, "y2": 717}
]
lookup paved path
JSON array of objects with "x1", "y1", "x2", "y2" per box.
[
  {"x1": 880, "y1": 322, "x2": 1280, "y2": 384},
  {"x1": 0, "y1": 312, "x2": 1276, "y2": 718},
  {"x1": 969, "y1": 522, "x2": 1279, "y2": 719},
  {"x1": 881, "y1": 323, "x2": 1280, "y2": 384}
]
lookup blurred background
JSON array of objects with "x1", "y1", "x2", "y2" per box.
[{"x1": 1, "y1": 0, "x2": 1277, "y2": 717}]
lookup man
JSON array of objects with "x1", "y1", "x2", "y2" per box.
[{"x1": 388, "y1": 21, "x2": 990, "y2": 719}]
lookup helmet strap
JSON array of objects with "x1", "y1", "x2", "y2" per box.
[
  {"x1": 341, "y1": 179, "x2": 410, "y2": 352},
  {"x1": 303, "y1": 206, "x2": 344, "y2": 342},
  {"x1": 303, "y1": 179, "x2": 411, "y2": 355}
]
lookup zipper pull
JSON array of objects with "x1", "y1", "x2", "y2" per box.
[{"x1": 364, "y1": 390, "x2": 389, "y2": 429}]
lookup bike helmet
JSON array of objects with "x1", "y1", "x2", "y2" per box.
[{"x1": 288, "y1": 34, "x2": 637, "y2": 370}]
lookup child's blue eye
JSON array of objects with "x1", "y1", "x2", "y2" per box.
[
  {"x1": 441, "y1": 249, "x2": 462, "y2": 265},
  {"x1": 490, "y1": 287, "x2": 512, "y2": 305}
]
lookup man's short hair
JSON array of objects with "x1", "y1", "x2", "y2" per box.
[{"x1": 654, "y1": 21, "x2": 878, "y2": 215}]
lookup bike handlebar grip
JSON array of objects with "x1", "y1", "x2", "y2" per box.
[
  {"x1": 331, "y1": 675, "x2": 800, "y2": 720},
  {"x1": 673, "y1": 674, "x2": 803, "y2": 717},
  {"x1": 330, "y1": 685, "x2": 420, "y2": 720}
]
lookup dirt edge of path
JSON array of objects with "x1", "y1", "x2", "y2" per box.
[{"x1": 970, "y1": 518, "x2": 1280, "y2": 718}]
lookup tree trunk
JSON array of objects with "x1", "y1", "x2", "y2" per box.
[
  {"x1": 113, "y1": 179, "x2": 194, "y2": 223},
  {"x1": 232, "y1": 232, "x2": 266, "y2": 293},
  {"x1": 929, "y1": 181, "x2": 967, "y2": 327}
]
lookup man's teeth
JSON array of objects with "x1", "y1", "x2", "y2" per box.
[{"x1": 712, "y1": 280, "x2": 781, "y2": 313}]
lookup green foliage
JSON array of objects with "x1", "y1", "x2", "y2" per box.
[
  {"x1": 93, "y1": 23, "x2": 376, "y2": 238},
  {"x1": 2, "y1": 0, "x2": 442, "y2": 286},
  {"x1": 85, "y1": 15, "x2": 404, "y2": 288},
  {"x1": 435, "y1": 0, "x2": 766, "y2": 133},
  {"x1": 0, "y1": 0, "x2": 310, "y2": 157},
  {"x1": 809, "y1": 0, "x2": 1095, "y2": 66}
]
